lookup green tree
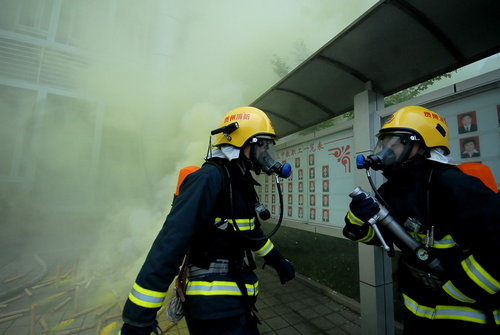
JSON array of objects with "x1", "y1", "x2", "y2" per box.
[
  {"x1": 270, "y1": 54, "x2": 291, "y2": 78},
  {"x1": 384, "y1": 73, "x2": 452, "y2": 106}
]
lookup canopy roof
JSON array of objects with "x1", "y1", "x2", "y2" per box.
[{"x1": 251, "y1": 0, "x2": 500, "y2": 137}]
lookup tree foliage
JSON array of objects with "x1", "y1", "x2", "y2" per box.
[
  {"x1": 270, "y1": 43, "x2": 454, "y2": 135},
  {"x1": 384, "y1": 73, "x2": 452, "y2": 106},
  {"x1": 270, "y1": 54, "x2": 291, "y2": 78}
]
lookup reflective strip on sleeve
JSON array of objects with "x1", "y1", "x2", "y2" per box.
[
  {"x1": 494, "y1": 309, "x2": 500, "y2": 325},
  {"x1": 186, "y1": 280, "x2": 259, "y2": 296},
  {"x1": 431, "y1": 234, "x2": 456, "y2": 249},
  {"x1": 230, "y1": 217, "x2": 256, "y2": 231},
  {"x1": 408, "y1": 233, "x2": 456, "y2": 249},
  {"x1": 128, "y1": 282, "x2": 167, "y2": 309},
  {"x1": 403, "y1": 294, "x2": 488, "y2": 324},
  {"x1": 215, "y1": 217, "x2": 256, "y2": 231},
  {"x1": 461, "y1": 255, "x2": 500, "y2": 295},
  {"x1": 254, "y1": 239, "x2": 274, "y2": 257},
  {"x1": 357, "y1": 225, "x2": 375, "y2": 243},
  {"x1": 442, "y1": 280, "x2": 476, "y2": 303},
  {"x1": 347, "y1": 209, "x2": 364, "y2": 226}
]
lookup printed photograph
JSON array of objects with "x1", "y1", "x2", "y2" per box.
[
  {"x1": 309, "y1": 181, "x2": 315, "y2": 193},
  {"x1": 310, "y1": 194, "x2": 316, "y2": 206},
  {"x1": 309, "y1": 154, "x2": 315, "y2": 166},
  {"x1": 322, "y1": 165, "x2": 329, "y2": 178},
  {"x1": 322, "y1": 180, "x2": 329, "y2": 192},
  {"x1": 460, "y1": 136, "x2": 481, "y2": 159},
  {"x1": 309, "y1": 167, "x2": 315, "y2": 179},
  {"x1": 310, "y1": 208, "x2": 316, "y2": 220},
  {"x1": 322, "y1": 209, "x2": 329, "y2": 222},
  {"x1": 457, "y1": 111, "x2": 478, "y2": 134},
  {"x1": 322, "y1": 194, "x2": 329, "y2": 207}
]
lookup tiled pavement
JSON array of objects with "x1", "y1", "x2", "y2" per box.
[
  {"x1": 254, "y1": 258, "x2": 362, "y2": 335},
  {"x1": 0, "y1": 254, "x2": 364, "y2": 335}
]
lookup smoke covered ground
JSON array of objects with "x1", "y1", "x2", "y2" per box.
[{"x1": 0, "y1": 1, "x2": 378, "y2": 333}]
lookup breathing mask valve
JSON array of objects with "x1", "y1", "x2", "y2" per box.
[
  {"x1": 356, "y1": 154, "x2": 383, "y2": 170},
  {"x1": 250, "y1": 137, "x2": 292, "y2": 178},
  {"x1": 258, "y1": 151, "x2": 292, "y2": 178}
]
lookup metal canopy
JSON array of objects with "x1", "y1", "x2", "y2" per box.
[{"x1": 251, "y1": 0, "x2": 500, "y2": 138}]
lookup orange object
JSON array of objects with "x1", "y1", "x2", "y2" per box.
[
  {"x1": 458, "y1": 162, "x2": 498, "y2": 193},
  {"x1": 175, "y1": 166, "x2": 200, "y2": 196}
]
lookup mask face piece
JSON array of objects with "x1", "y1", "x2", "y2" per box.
[
  {"x1": 250, "y1": 138, "x2": 279, "y2": 175},
  {"x1": 370, "y1": 133, "x2": 417, "y2": 171},
  {"x1": 248, "y1": 138, "x2": 291, "y2": 178}
]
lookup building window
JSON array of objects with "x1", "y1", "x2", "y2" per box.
[{"x1": 15, "y1": 0, "x2": 54, "y2": 37}]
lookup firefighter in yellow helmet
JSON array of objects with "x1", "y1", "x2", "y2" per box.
[
  {"x1": 120, "y1": 106, "x2": 294, "y2": 335},
  {"x1": 343, "y1": 106, "x2": 499, "y2": 334}
]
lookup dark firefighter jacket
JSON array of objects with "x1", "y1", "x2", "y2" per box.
[
  {"x1": 346, "y1": 159, "x2": 500, "y2": 326},
  {"x1": 122, "y1": 158, "x2": 276, "y2": 327}
]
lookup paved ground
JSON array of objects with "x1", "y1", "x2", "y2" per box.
[
  {"x1": 253, "y1": 258, "x2": 363, "y2": 335},
  {"x1": 0, "y1": 253, "x2": 368, "y2": 335}
]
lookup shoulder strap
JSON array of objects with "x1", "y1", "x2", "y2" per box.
[
  {"x1": 457, "y1": 162, "x2": 498, "y2": 193},
  {"x1": 202, "y1": 158, "x2": 230, "y2": 205}
]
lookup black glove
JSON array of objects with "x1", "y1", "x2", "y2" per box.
[
  {"x1": 263, "y1": 249, "x2": 295, "y2": 284},
  {"x1": 343, "y1": 194, "x2": 380, "y2": 242},
  {"x1": 120, "y1": 321, "x2": 161, "y2": 335},
  {"x1": 347, "y1": 193, "x2": 380, "y2": 224}
]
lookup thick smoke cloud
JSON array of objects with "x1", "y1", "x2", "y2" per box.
[{"x1": 1, "y1": 0, "x2": 378, "y2": 285}]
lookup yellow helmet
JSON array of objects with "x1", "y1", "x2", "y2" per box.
[
  {"x1": 379, "y1": 106, "x2": 450, "y2": 154},
  {"x1": 213, "y1": 106, "x2": 276, "y2": 148}
]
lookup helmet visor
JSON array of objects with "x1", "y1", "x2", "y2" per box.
[{"x1": 372, "y1": 133, "x2": 417, "y2": 170}]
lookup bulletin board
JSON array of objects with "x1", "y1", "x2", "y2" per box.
[{"x1": 256, "y1": 128, "x2": 355, "y2": 230}]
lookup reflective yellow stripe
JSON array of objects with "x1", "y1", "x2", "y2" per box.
[
  {"x1": 128, "y1": 282, "x2": 167, "y2": 309},
  {"x1": 408, "y1": 233, "x2": 456, "y2": 249},
  {"x1": 215, "y1": 217, "x2": 255, "y2": 231},
  {"x1": 494, "y1": 309, "x2": 500, "y2": 325},
  {"x1": 186, "y1": 280, "x2": 259, "y2": 296},
  {"x1": 255, "y1": 239, "x2": 274, "y2": 257},
  {"x1": 357, "y1": 225, "x2": 375, "y2": 243},
  {"x1": 442, "y1": 280, "x2": 476, "y2": 303},
  {"x1": 347, "y1": 209, "x2": 364, "y2": 226},
  {"x1": 403, "y1": 294, "x2": 488, "y2": 324},
  {"x1": 461, "y1": 255, "x2": 500, "y2": 294}
]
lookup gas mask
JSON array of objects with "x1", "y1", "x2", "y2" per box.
[
  {"x1": 364, "y1": 132, "x2": 420, "y2": 171},
  {"x1": 249, "y1": 138, "x2": 291, "y2": 178}
]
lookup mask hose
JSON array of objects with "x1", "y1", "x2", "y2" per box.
[{"x1": 225, "y1": 164, "x2": 284, "y2": 242}]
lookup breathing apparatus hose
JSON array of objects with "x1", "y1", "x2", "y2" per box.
[
  {"x1": 353, "y1": 154, "x2": 444, "y2": 274},
  {"x1": 225, "y1": 165, "x2": 284, "y2": 242}
]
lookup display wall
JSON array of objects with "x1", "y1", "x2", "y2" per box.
[
  {"x1": 256, "y1": 126, "x2": 355, "y2": 231},
  {"x1": 256, "y1": 71, "x2": 500, "y2": 237}
]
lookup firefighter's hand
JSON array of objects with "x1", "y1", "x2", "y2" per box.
[
  {"x1": 347, "y1": 193, "x2": 380, "y2": 225},
  {"x1": 263, "y1": 249, "x2": 295, "y2": 284},
  {"x1": 120, "y1": 321, "x2": 161, "y2": 335}
]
